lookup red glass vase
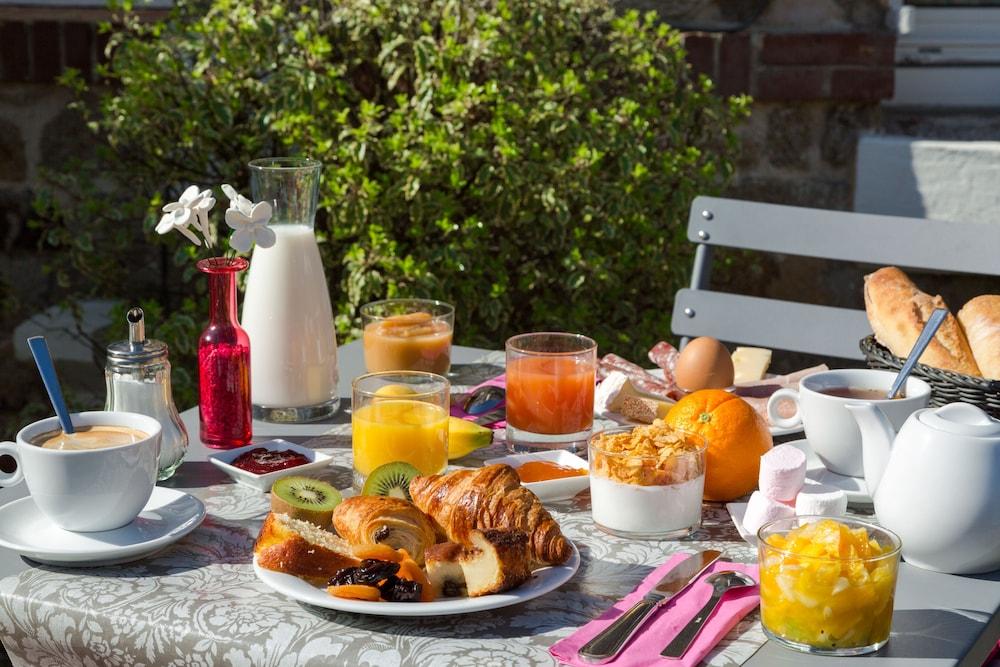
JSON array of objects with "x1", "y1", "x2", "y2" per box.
[{"x1": 197, "y1": 257, "x2": 252, "y2": 449}]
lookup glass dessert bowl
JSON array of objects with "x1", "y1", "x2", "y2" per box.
[{"x1": 757, "y1": 516, "x2": 901, "y2": 656}]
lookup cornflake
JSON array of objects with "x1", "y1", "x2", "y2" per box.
[{"x1": 591, "y1": 419, "x2": 704, "y2": 486}]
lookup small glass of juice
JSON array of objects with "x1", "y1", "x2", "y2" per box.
[
  {"x1": 361, "y1": 299, "x2": 454, "y2": 374},
  {"x1": 505, "y1": 332, "x2": 597, "y2": 454},
  {"x1": 351, "y1": 371, "x2": 450, "y2": 491}
]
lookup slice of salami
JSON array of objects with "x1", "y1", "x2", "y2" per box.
[
  {"x1": 598, "y1": 354, "x2": 682, "y2": 400},
  {"x1": 648, "y1": 341, "x2": 680, "y2": 378}
]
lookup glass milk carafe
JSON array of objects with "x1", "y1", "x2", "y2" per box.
[
  {"x1": 242, "y1": 157, "x2": 340, "y2": 422},
  {"x1": 105, "y1": 307, "x2": 188, "y2": 480}
]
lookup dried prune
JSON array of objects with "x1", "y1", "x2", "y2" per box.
[
  {"x1": 354, "y1": 559, "x2": 400, "y2": 585},
  {"x1": 328, "y1": 567, "x2": 361, "y2": 586},
  {"x1": 378, "y1": 575, "x2": 422, "y2": 602}
]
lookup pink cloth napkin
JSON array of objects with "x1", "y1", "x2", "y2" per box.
[
  {"x1": 550, "y1": 555, "x2": 760, "y2": 667},
  {"x1": 450, "y1": 374, "x2": 507, "y2": 429}
]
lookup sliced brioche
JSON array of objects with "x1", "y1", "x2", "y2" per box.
[
  {"x1": 254, "y1": 512, "x2": 359, "y2": 584},
  {"x1": 958, "y1": 295, "x2": 1000, "y2": 379},
  {"x1": 864, "y1": 267, "x2": 981, "y2": 376},
  {"x1": 425, "y1": 542, "x2": 467, "y2": 598},
  {"x1": 459, "y1": 529, "x2": 532, "y2": 597}
]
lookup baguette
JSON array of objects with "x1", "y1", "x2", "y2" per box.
[
  {"x1": 958, "y1": 295, "x2": 1000, "y2": 379},
  {"x1": 864, "y1": 267, "x2": 981, "y2": 377},
  {"x1": 254, "y1": 512, "x2": 359, "y2": 584}
]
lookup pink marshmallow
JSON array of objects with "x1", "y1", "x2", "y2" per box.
[
  {"x1": 743, "y1": 490, "x2": 795, "y2": 536},
  {"x1": 758, "y1": 445, "x2": 807, "y2": 502}
]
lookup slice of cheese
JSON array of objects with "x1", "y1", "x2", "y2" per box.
[{"x1": 732, "y1": 347, "x2": 772, "y2": 384}]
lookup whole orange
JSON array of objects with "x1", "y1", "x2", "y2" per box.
[{"x1": 665, "y1": 389, "x2": 772, "y2": 501}]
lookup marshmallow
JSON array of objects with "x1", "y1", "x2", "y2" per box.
[
  {"x1": 743, "y1": 490, "x2": 795, "y2": 536},
  {"x1": 758, "y1": 445, "x2": 807, "y2": 502},
  {"x1": 795, "y1": 481, "x2": 848, "y2": 518}
]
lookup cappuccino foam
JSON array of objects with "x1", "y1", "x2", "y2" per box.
[{"x1": 33, "y1": 425, "x2": 148, "y2": 451}]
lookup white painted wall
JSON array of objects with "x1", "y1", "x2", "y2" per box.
[{"x1": 854, "y1": 134, "x2": 1000, "y2": 225}]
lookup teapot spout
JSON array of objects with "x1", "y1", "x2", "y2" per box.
[{"x1": 844, "y1": 402, "x2": 896, "y2": 497}]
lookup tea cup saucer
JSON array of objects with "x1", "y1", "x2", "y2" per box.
[
  {"x1": 0, "y1": 487, "x2": 205, "y2": 567},
  {"x1": 785, "y1": 438, "x2": 872, "y2": 506}
]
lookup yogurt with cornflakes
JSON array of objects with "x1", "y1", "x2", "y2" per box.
[{"x1": 589, "y1": 421, "x2": 706, "y2": 539}]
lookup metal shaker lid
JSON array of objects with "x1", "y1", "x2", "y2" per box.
[{"x1": 106, "y1": 307, "x2": 169, "y2": 363}]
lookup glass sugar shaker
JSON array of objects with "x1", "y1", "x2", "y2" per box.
[{"x1": 105, "y1": 307, "x2": 188, "y2": 480}]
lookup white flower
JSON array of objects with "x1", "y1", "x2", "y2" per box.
[
  {"x1": 221, "y1": 184, "x2": 254, "y2": 217},
  {"x1": 225, "y1": 200, "x2": 275, "y2": 253},
  {"x1": 156, "y1": 185, "x2": 215, "y2": 246}
]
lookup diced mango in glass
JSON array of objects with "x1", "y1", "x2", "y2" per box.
[{"x1": 759, "y1": 519, "x2": 899, "y2": 651}]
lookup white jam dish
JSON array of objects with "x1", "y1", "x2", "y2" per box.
[{"x1": 589, "y1": 424, "x2": 706, "y2": 540}]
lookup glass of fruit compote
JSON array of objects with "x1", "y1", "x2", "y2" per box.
[
  {"x1": 351, "y1": 371, "x2": 450, "y2": 492},
  {"x1": 757, "y1": 516, "x2": 902, "y2": 656},
  {"x1": 361, "y1": 299, "x2": 454, "y2": 375}
]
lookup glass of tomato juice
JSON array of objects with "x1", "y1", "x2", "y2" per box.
[{"x1": 505, "y1": 332, "x2": 597, "y2": 454}]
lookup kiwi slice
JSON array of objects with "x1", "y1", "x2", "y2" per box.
[
  {"x1": 271, "y1": 476, "x2": 343, "y2": 526},
  {"x1": 362, "y1": 461, "x2": 421, "y2": 501}
]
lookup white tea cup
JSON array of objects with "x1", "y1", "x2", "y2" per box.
[
  {"x1": 766, "y1": 369, "x2": 931, "y2": 478},
  {"x1": 0, "y1": 411, "x2": 162, "y2": 532}
]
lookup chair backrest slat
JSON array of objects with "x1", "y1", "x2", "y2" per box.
[
  {"x1": 672, "y1": 289, "x2": 871, "y2": 360},
  {"x1": 688, "y1": 196, "x2": 1000, "y2": 276}
]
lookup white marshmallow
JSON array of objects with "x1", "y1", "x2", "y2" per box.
[
  {"x1": 795, "y1": 481, "x2": 848, "y2": 517},
  {"x1": 758, "y1": 445, "x2": 807, "y2": 502},
  {"x1": 743, "y1": 490, "x2": 795, "y2": 537}
]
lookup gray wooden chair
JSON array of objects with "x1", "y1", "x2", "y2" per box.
[{"x1": 671, "y1": 196, "x2": 1000, "y2": 359}]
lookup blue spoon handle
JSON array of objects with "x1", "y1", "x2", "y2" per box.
[{"x1": 27, "y1": 336, "x2": 74, "y2": 434}]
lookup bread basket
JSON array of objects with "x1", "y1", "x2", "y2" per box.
[{"x1": 860, "y1": 335, "x2": 1000, "y2": 418}]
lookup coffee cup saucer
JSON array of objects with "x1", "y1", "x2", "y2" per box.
[
  {"x1": 785, "y1": 438, "x2": 872, "y2": 506},
  {"x1": 0, "y1": 487, "x2": 206, "y2": 567}
]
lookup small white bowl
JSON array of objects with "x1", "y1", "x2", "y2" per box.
[
  {"x1": 485, "y1": 450, "x2": 590, "y2": 502},
  {"x1": 208, "y1": 439, "x2": 333, "y2": 492}
]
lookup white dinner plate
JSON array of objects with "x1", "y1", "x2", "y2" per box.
[
  {"x1": 484, "y1": 450, "x2": 589, "y2": 502},
  {"x1": 0, "y1": 487, "x2": 206, "y2": 566},
  {"x1": 785, "y1": 439, "x2": 872, "y2": 505},
  {"x1": 253, "y1": 541, "x2": 580, "y2": 616},
  {"x1": 601, "y1": 369, "x2": 804, "y2": 437}
]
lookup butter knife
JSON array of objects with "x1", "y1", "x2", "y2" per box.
[{"x1": 577, "y1": 550, "x2": 723, "y2": 664}]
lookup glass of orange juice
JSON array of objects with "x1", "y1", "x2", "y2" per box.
[
  {"x1": 361, "y1": 299, "x2": 454, "y2": 375},
  {"x1": 351, "y1": 371, "x2": 450, "y2": 491},
  {"x1": 505, "y1": 332, "x2": 597, "y2": 454}
]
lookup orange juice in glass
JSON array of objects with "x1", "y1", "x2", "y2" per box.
[
  {"x1": 361, "y1": 299, "x2": 454, "y2": 374},
  {"x1": 351, "y1": 371, "x2": 449, "y2": 491},
  {"x1": 505, "y1": 333, "x2": 597, "y2": 453}
]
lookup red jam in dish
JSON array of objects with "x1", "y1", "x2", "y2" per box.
[{"x1": 231, "y1": 448, "x2": 309, "y2": 475}]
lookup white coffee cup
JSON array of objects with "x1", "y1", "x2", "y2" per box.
[
  {"x1": 0, "y1": 411, "x2": 162, "y2": 532},
  {"x1": 766, "y1": 369, "x2": 931, "y2": 478}
]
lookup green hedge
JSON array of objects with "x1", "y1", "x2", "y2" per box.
[{"x1": 37, "y1": 0, "x2": 747, "y2": 406}]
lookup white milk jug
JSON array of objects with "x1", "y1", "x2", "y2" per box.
[{"x1": 242, "y1": 157, "x2": 339, "y2": 422}]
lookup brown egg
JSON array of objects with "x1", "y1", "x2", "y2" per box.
[{"x1": 675, "y1": 337, "x2": 735, "y2": 391}]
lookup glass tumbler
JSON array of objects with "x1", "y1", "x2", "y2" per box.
[
  {"x1": 505, "y1": 332, "x2": 597, "y2": 454},
  {"x1": 758, "y1": 516, "x2": 902, "y2": 656},
  {"x1": 351, "y1": 371, "x2": 450, "y2": 491},
  {"x1": 361, "y1": 299, "x2": 455, "y2": 374},
  {"x1": 589, "y1": 425, "x2": 706, "y2": 539}
]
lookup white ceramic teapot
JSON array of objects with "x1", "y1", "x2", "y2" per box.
[{"x1": 845, "y1": 402, "x2": 1000, "y2": 574}]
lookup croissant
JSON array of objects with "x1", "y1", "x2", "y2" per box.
[
  {"x1": 409, "y1": 464, "x2": 572, "y2": 566},
  {"x1": 332, "y1": 496, "x2": 438, "y2": 565}
]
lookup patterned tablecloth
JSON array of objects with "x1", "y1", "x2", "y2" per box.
[{"x1": 0, "y1": 362, "x2": 767, "y2": 667}]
